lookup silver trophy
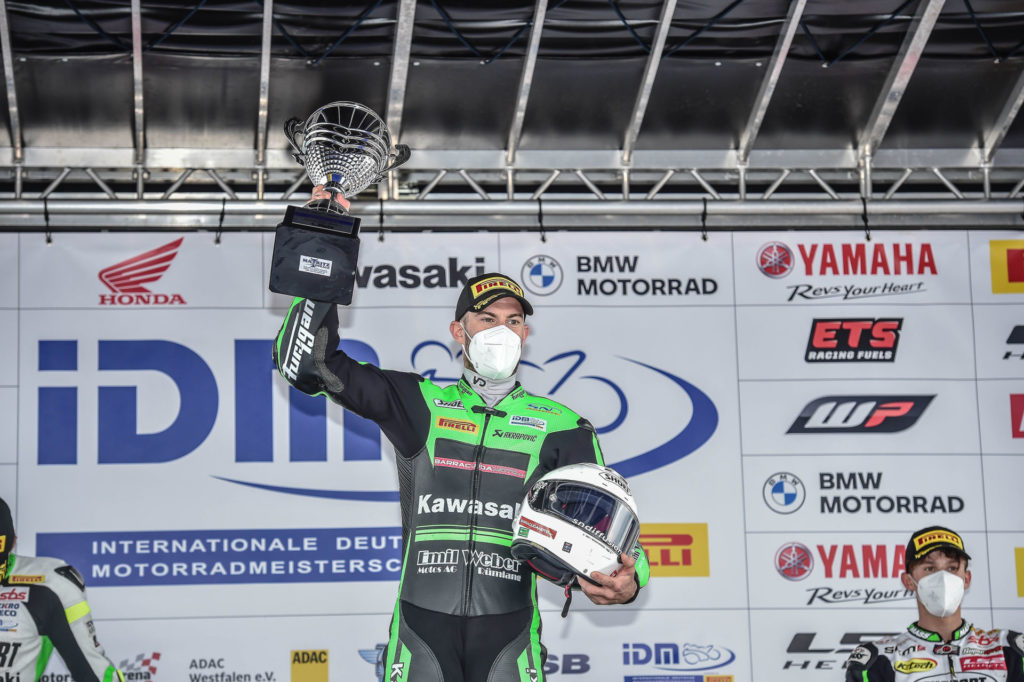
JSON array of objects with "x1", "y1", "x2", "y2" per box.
[{"x1": 269, "y1": 101, "x2": 410, "y2": 304}]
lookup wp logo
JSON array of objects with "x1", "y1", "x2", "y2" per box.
[{"x1": 788, "y1": 396, "x2": 934, "y2": 434}]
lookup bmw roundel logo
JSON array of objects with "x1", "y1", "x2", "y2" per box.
[
  {"x1": 762, "y1": 472, "x2": 805, "y2": 514},
  {"x1": 756, "y1": 241, "x2": 794, "y2": 278},
  {"x1": 521, "y1": 255, "x2": 564, "y2": 296}
]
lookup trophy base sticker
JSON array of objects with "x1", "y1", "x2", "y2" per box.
[{"x1": 299, "y1": 255, "x2": 333, "y2": 277}]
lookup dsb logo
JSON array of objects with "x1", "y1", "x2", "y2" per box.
[{"x1": 36, "y1": 339, "x2": 381, "y2": 465}]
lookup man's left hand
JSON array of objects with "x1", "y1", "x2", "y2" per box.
[{"x1": 579, "y1": 553, "x2": 638, "y2": 605}]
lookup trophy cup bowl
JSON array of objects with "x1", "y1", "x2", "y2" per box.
[{"x1": 269, "y1": 101, "x2": 410, "y2": 305}]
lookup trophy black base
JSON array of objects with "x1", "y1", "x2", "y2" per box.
[{"x1": 269, "y1": 205, "x2": 362, "y2": 305}]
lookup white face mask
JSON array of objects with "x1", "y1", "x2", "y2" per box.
[
  {"x1": 913, "y1": 570, "x2": 965, "y2": 618},
  {"x1": 462, "y1": 323, "x2": 522, "y2": 380}
]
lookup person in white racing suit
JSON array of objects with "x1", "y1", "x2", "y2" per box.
[
  {"x1": 0, "y1": 497, "x2": 124, "y2": 682},
  {"x1": 844, "y1": 526, "x2": 1023, "y2": 682}
]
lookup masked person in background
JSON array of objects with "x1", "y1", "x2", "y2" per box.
[
  {"x1": 0, "y1": 497, "x2": 124, "y2": 682},
  {"x1": 843, "y1": 526, "x2": 1023, "y2": 681},
  {"x1": 274, "y1": 193, "x2": 648, "y2": 681}
]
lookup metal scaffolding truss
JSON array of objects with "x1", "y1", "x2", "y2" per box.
[{"x1": 0, "y1": 1, "x2": 1022, "y2": 231}]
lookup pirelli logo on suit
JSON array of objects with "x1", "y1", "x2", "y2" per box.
[{"x1": 436, "y1": 417, "x2": 478, "y2": 434}]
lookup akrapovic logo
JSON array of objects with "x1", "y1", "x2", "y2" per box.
[
  {"x1": 355, "y1": 256, "x2": 485, "y2": 289},
  {"x1": 281, "y1": 300, "x2": 317, "y2": 382},
  {"x1": 788, "y1": 396, "x2": 934, "y2": 433},
  {"x1": 98, "y1": 238, "x2": 187, "y2": 305},
  {"x1": 805, "y1": 319, "x2": 902, "y2": 362}
]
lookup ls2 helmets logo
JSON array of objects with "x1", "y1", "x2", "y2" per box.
[{"x1": 521, "y1": 255, "x2": 564, "y2": 296}]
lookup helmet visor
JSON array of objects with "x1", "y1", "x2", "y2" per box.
[{"x1": 536, "y1": 481, "x2": 639, "y2": 556}]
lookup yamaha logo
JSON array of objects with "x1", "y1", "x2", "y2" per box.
[
  {"x1": 775, "y1": 542, "x2": 814, "y2": 581},
  {"x1": 757, "y1": 242, "x2": 795, "y2": 278},
  {"x1": 521, "y1": 255, "x2": 564, "y2": 296}
]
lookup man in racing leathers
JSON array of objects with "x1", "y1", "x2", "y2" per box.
[
  {"x1": 0, "y1": 497, "x2": 125, "y2": 682},
  {"x1": 843, "y1": 526, "x2": 1023, "y2": 681},
  {"x1": 273, "y1": 196, "x2": 648, "y2": 681}
]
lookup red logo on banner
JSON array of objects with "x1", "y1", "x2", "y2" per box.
[
  {"x1": 97, "y1": 238, "x2": 187, "y2": 305},
  {"x1": 775, "y1": 542, "x2": 813, "y2": 581},
  {"x1": 1012, "y1": 395, "x2": 1024, "y2": 439},
  {"x1": 1008, "y1": 249, "x2": 1024, "y2": 283},
  {"x1": 757, "y1": 242, "x2": 794, "y2": 278}
]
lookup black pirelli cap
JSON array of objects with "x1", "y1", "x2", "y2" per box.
[
  {"x1": 906, "y1": 526, "x2": 971, "y2": 563},
  {"x1": 454, "y1": 273, "x2": 534, "y2": 320}
]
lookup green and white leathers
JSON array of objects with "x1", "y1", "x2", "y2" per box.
[
  {"x1": 274, "y1": 298, "x2": 649, "y2": 681},
  {"x1": 0, "y1": 554, "x2": 124, "y2": 682}
]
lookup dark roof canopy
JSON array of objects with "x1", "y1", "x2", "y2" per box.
[{"x1": 0, "y1": 0, "x2": 1022, "y2": 230}]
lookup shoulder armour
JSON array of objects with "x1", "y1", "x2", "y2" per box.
[
  {"x1": 55, "y1": 564, "x2": 86, "y2": 591},
  {"x1": 1010, "y1": 631, "x2": 1024, "y2": 656}
]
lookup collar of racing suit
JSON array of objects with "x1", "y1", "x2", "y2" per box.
[
  {"x1": 461, "y1": 368, "x2": 518, "y2": 407},
  {"x1": 907, "y1": 620, "x2": 973, "y2": 642}
]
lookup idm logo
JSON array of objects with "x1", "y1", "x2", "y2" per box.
[{"x1": 35, "y1": 337, "x2": 716, "y2": 499}]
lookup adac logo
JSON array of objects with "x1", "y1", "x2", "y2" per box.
[
  {"x1": 775, "y1": 542, "x2": 814, "y2": 580},
  {"x1": 763, "y1": 472, "x2": 805, "y2": 514},
  {"x1": 788, "y1": 395, "x2": 934, "y2": 433},
  {"x1": 1011, "y1": 394, "x2": 1024, "y2": 439},
  {"x1": 639, "y1": 523, "x2": 710, "y2": 577},
  {"x1": 98, "y1": 238, "x2": 187, "y2": 306},
  {"x1": 291, "y1": 650, "x2": 328, "y2": 682},
  {"x1": 521, "y1": 255, "x2": 564, "y2": 296},
  {"x1": 118, "y1": 652, "x2": 160, "y2": 681},
  {"x1": 990, "y1": 239, "x2": 1024, "y2": 294},
  {"x1": 757, "y1": 242, "x2": 795, "y2": 278}
]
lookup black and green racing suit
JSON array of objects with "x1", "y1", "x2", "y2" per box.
[{"x1": 273, "y1": 298, "x2": 649, "y2": 682}]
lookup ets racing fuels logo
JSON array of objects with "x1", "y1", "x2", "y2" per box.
[
  {"x1": 97, "y1": 238, "x2": 186, "y2": 306},
  {"x1": 805, "y1": 319, "x2": 902, "y2": 362},
  {"x1": 788, "y1": 395, "x2": 934, "y2": 433},
  {"x1": 775, "y1": 542, "x2": 913, "y2": 606},
  {"x1": 757, "y1": 240, "x2": 937, "y2": 302}
]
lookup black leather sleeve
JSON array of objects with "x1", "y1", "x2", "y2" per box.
[{"x1": 273, "y1": 298, "x2": 432, "y2": 457}]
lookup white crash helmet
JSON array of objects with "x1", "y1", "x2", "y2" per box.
[{"x1": 510, "y1": 462, "x2": 640, "y2": 587}]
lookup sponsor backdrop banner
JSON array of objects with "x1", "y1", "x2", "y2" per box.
[{"x1": 3, "y1": 228, "x2": 1021, "y2": 681}]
